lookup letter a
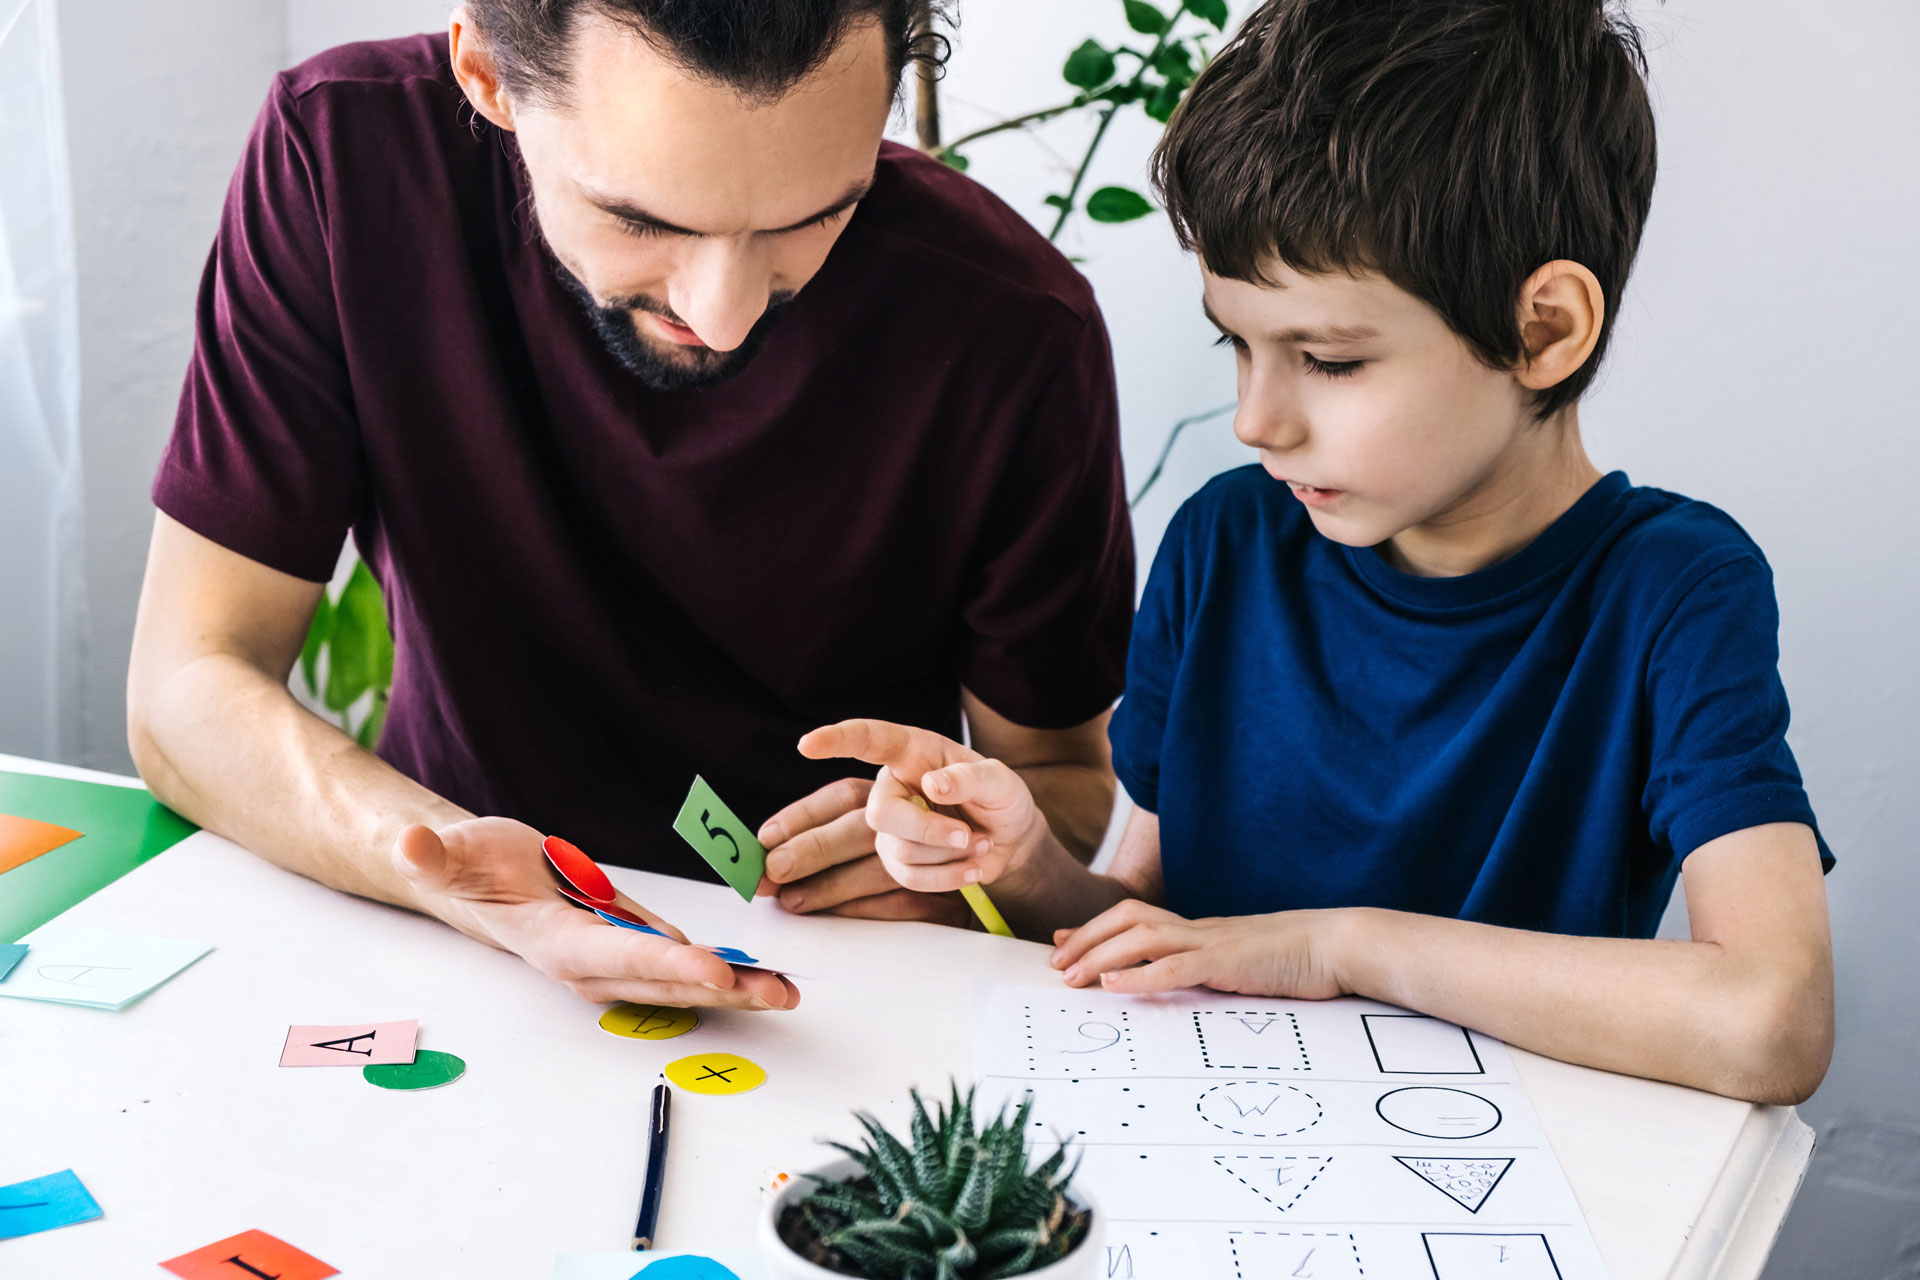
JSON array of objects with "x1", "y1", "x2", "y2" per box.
[{"x1": 310, "y1": 1030, "x2": 377, "y2": 1056}]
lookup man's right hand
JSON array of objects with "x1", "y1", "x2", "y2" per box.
[{"x1": 391, "y1": 817, "x2": 799, "y2": 1011}]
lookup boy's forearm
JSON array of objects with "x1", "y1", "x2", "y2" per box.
[
  {"x1": 992, "y1": 832, "x2": 1141, "y2": 941},
  {"x1": 1333, "y1": 908, "x2": 1831, "y2": 1104},
  {"x1": 131, "y1": 650, "x2": 468, "y2": 910}
]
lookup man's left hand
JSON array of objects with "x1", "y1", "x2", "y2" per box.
[{"x1": 756, "y1": 777, "x2": 973, "y2": 926}]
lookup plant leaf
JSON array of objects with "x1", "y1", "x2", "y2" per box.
[
  {"x1": 299, "y1": 592, "x2": 333, "y2": 697},
  {"x1": 1123, "y1": 0, "x2": 1169, "y2": 35},
  {"x1": 1188, "y1": 0, "x2": 1229, "y2": 29},
  {"x1": 1042, "y1": 194, "x2": 1071, "y2": 211},
  {"x1": 1144, "y1": 78, "x2": 1185, "y2": 122},
  {"x1": 323, "y1": 560, "x2": 386, "y2": 712},
  {"x1": 356, "y1": 689, "x2": 389, "y2": 752},
  {"x1": 1154, "y1": 41, "x2": 1194, "y2": 83},
  {"x1": 940, "y1": 150, "x2": 970, "y2": 172},
  {"x1": 1085, "y1": 185, "x2": 1156, "y2": 223},
  {"x1": 1061, "y1": 39, "x2": 1116, "y2": 90}
]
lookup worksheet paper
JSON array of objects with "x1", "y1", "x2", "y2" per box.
[{"x1": 974, "y1": 985, "x2": 1609, "y2": 1280}]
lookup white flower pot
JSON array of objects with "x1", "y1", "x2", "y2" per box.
[{"x1": 759, "y1": 1155, "x2": 1102, "y2": 1280}]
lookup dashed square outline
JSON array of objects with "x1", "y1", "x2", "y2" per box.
[{"x1": 1193, "y1": 1009, "x2": 1311, "y2": 1071}]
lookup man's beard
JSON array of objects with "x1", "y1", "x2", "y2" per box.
[{"x1": 550, "y1": 258, "x2": 794, "y2": 392}]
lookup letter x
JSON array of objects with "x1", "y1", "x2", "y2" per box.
[{"x1": 696, "y1": 1064, "x2": 737, "y2": 1084}]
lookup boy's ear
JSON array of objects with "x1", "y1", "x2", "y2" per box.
[
  {"x1": 1513, "y1": 260, "x2": 1605, "y2": 393},
  {"x1": 450, "y1": 8, "x2": 519, "y2": 133}
]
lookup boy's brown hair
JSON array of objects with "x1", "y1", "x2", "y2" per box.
[{"x1": 1153, "y1": 0, "x2": 1657, "y2": 417}]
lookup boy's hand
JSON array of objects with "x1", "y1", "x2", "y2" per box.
[
  {"x1": 797, "y1": 719, "x2": 1051, "y2": 894},
  {"x1": 755, "y1": 777, "x2": 973, "y2": 926},
  {"x1": 1050, "y1": 900, "x2": 1352, "y2": 999}
]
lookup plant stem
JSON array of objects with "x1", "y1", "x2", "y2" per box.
[
  {"x1": 1129, "y1": 401, "x2": 1236, "y2": 508},
  {"x1": 1044, "y1": 1, "x2": 1193, "y2": 242}
]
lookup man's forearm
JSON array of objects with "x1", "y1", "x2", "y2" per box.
[
  {"x1": 130, "y1": 651, "x2": 468, "y2": 910},
  {"x1": 1015, "y1": 761, "x2": 1114, "y2": 864},
  {"x1": 1335, "y1": 908, "x2": 1833, "y2": 1104}
]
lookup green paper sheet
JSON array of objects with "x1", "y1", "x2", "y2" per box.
[
  {"x1": 0, "y1": 771, "x2": 198, "y2": 944},
  {"x1": 672, "y1": 776, "x2": 766, "y2": 902}
]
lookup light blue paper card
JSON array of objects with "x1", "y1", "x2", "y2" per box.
[
  {"x1": 551, "y1": 1252, "x2": 762, "y2": 1280},
  {"x1": 0, "y1": 928, "x2": 211, "y2": 1010},
  {"x1": 0, "y1": 1168, "x2": 104, "y2": 1239},
  {"x1": 0, "y1": 943, "x2": 25, "y2": 980}
]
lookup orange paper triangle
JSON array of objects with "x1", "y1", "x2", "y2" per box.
[{"x1": 0, "y1": 813, "x2": 84, "y2": 875}]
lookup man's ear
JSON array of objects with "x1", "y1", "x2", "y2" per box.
[
  {"x1": 1513, "y1": 260, "x2": 1605, "y2": 392},
  {"x1": 450, "y1": 8, "x2": 517, "y2": 133}
]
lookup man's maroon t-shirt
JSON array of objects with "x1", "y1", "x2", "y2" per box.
[{"x1": 154, "y1": 36, "x2": 1133, "y2": 877}]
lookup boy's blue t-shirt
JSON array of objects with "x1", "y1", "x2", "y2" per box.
[{"x1": 1111, "y1": 467, "x2": 1831, "y2": 939}]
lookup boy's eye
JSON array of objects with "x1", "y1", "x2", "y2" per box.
[
  {"x1": 1211, "y1": 332, "x2": 1246, "y2": 352},
  {"x1": 1303, "y1": 352, "x2": 1363, "y2": 379}
]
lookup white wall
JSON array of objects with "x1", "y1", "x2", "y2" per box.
[{"x1": 36, "y1": 0, "x2": 1920, "y2": 1272}]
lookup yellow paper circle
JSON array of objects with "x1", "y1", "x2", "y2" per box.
[
  {"x1": 599, "y1": 1003, "x2": 700, "y2": 1041},
  {"x1": 665, "y1": 1051, "x2": 767, "y2": 1096}
]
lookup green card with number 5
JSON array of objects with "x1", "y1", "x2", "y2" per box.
[{"x1": 672, "y1": 776, "x2": 766, "y2": 901}]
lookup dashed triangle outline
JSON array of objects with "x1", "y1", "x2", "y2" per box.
[
  {"x1": 1211, "y1": 1154, "x2": 1332, "y2": 1213},
  {"x1": 1392, "y1": 1155, "x2": 1514, "y2": 1213}
]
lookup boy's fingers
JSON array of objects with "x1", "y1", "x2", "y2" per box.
[
  {"x1": 869, "y1": 779, "x2": 975, "y2": 849},
  {"x1": 757, "y1": 776, "x2": 872, "y2": 849},
  {"x1": 799, "y1": 719, "x2": 974, "y2": 776},
  {"x1": 873, "y1": 836, "x2": 984, "y2": 894},
  {"x1": 1100, "y1": 951, "x2": 1200, "y2": 995},
  {"x1": 1051, "y1": 899, "x2": 1161, "y2": 969},
  {"x1": 1061, "y1": 923, "x2": 1186, "y2": 986},
  {"x1": 922, "y1": 759, "x2": 1025, "y2": 815}
]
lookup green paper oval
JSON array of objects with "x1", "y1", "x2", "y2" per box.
[{"x1": 363, "y1": 1049, "x2": 466, "y2": 1091}]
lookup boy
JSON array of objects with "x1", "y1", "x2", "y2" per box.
[{"x1": 795, "y1": 0, "x2": 1835, "y2": 1104}]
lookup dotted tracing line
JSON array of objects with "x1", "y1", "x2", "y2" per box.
[
  {"x1": 1195, "y1": 1082, "x2": 1323, "y2": 1137},
  {"x1": 1227, "y1": 1230, "x2": 1367, "y2": 1279},
  {"x1": 1023, "y1": 1005, "x2": 1136, "y2": 1074},
  {"x1": 1194, "y1": 1010, "x2": 1313, "y2": 1071}
]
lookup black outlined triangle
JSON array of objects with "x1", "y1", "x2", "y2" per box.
[
  {"x1": 1211, "y1": 1154, "x2": 1331, "y2": 1213},
  {"x1": 1393, "y1": 1156, "x2": 1513, "y2": 1213}
]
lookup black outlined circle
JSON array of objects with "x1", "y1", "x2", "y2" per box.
[{"x1": 1375, "y1": 1087, "x2": 1502, "y2": 1139}]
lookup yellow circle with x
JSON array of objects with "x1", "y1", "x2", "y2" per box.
[
  {"x1": 599, "y1": 1003, "x2": 699, "y2": 1041},
  {"x1": 665, "y1": 1051, "x2": 767, "y2": 1095}
]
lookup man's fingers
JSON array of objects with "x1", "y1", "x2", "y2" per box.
[
  {"x1": 822, "y1": 889, "x2": 974, "y2": 927},
  {"x1": 540, "y1": 914, "x2": 737, "y2": 990},
  {"x1": 607, "y1": 891, "x2": 689, "y2": 943},
  {"x1": 776, "y1": 853, "x2": 900, "y2": 914},
  {"x1": 569, "y1": 967, "x2": 798, "y2": 1010},
  {"x1": 757, "y1": 776, "x2": 872, "y2": 849},
  {"x1": 798, "y1": 719, "x2": 975, "y2": 777},
  {"x1": 765, "y1": 807, "x2": 876, "y2": 884}
]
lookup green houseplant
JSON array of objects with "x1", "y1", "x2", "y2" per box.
[{"x1": 761, "y1": 1083, "x2": 1095, "y2": 1280}]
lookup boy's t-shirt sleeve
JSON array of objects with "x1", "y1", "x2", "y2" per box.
[
  {"x1": 1642, "y1": 553, "x2": 1833, "y2": 868},
  {"x1": 1109, "y1": 500, "x2": 1197, "y2": 814},
  {"x1": 153, "y1": 77, "x2": 363, "y2": 584}
]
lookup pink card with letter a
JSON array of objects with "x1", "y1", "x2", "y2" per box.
[{"x1": 279, "y1": 1020, "x2": 418, "y2": 1067}]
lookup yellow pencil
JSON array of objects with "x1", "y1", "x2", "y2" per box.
[{"x1": 909, "y1": 794, "x2": 1014, "y2": 937}]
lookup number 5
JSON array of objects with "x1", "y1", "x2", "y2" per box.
[{"x1": 702, "y1": 809, "x2": 740, "y2": 863}]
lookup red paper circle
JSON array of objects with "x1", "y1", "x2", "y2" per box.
[{"x1": 543, "y1": 835, "x2": 616, "y2": 904}]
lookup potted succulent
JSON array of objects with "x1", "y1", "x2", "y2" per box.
[{"x1": 761, "y1": 1083, "x2": 1099, "y2": 1280}]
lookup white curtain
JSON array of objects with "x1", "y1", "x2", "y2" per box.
[{"x1": 0, "y1": 0, "x2": 87, "y2": 761}]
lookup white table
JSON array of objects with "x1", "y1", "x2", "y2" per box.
[{"x1": 0, "y1": 756, "x2": 1811, "y2": 1278}]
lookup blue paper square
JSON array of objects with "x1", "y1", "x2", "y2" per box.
[
  {"x1": 0, "y1": 943, "x2": 25, "y2": 981},
  {"x1": 0, "y1": 1168, "x2": 103, "y2": 1239}
]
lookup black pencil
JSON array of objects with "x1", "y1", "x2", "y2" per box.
[{"x1": 632, "y1": 1073, "x2": 671, "y2": 1250}]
